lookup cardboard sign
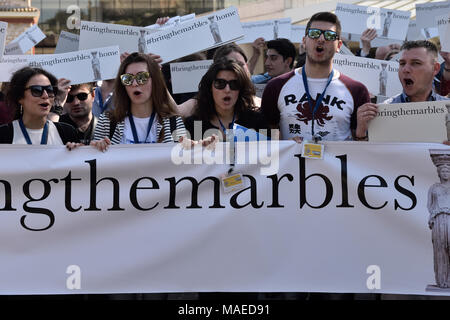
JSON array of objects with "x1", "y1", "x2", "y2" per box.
[
  {"x1": 4, "y1": 24, "x2": 46, "y2": 55},
  {"x1": 170, "y1": 60, "x2": 213, "y2": 94},
  {"x1": 416, "y1": 1, "x2": 450, "y2": 30},
  {"x1": 437, "y1": 13, "x2": 450, "y2": 52},
  {"x1": 54, "y1": 31, "x2": 80, "y2": 54},
  {"x1": 237, "y1": 18, "x2": 291, "y2": 44}
]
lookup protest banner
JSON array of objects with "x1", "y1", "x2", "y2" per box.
[
  {"x1": 170, "y1": 60, "x2": 212, "y2": 94},
  {"x1": 416, "y1": 1, "x2": 450, "y2": 30},
  {"x1": 146, "y1": 13, "x2": 196, "y2": 30},
  {"x1": 4, "y1": 24, "x2": 46, "y2": 55},
  {"x1": 437, "y1": 13, "x2": 450, "y2": 52},
  {"x1": 333, "y1": 53, "x2": 402, "y2": 97},
  {"x1": 335, "y1": 3, "x2": 410, "y2": 44},
  {"x1": 79, "y1": 20, "x2": 157, "y2": 54},
  {"x1": 145, "y1": 6, "x2": 244, "y2": 63},
  {"x1": 368, "y1": 101, "x2": 449, "y2": 143},
  {"x1": 290, "y1": 25, "x2": 306, "y2": 44},
  {"x1": 236, "y1": 18, "x2": 291, "y2": 44},
  {"x1": 0, "y1": 142, "x2": 449, "y2": 295},
  {"x1": 0, "y1": 21, "x2": 7, "y2": 59},
  {"x1": 0, "y1": 46, "x2": 120, "y2": 84},
  {"x1": 54, "y1": 31, "x2": 80, "y2": 54}
]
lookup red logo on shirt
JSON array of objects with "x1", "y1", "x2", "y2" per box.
[{"x1": 295, "y1": 101, "x2": 333, "y2": 126}]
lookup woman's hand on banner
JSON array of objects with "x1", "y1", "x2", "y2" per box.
[{"x1": 90, "y1": 137, "x2": 111, "y2": 152}]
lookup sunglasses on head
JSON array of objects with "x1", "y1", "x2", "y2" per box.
[
  {"x1": 307, "y1": 28, "x2": 339, "y2": 41},
  {"x1": 25, "y1": 85, "x2": 58, "y2": 98},
  {"x1": 66, "y1": 92, "x2": 89, "y2": 103},
  {"x1": 213, "y1": 78, "x2": 240, "y2": 91},
  {"x1": 120, "y1": 71, "x2": 150, "y2": 86}
]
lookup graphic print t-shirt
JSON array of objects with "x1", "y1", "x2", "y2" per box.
[{"x1": 260, "y1": 68, "x2": 370, "y2": 141}]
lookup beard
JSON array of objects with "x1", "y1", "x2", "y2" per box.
[{"x1": 305, "y1": 48, "x2": 334, "y2": 66}]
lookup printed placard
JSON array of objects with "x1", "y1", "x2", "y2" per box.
[
  {"x1": 4, "y1": 24, "x2": 46, "y2": 55},
  {"x1": 254, "y1": 83, "x2": 266, "y2": 98},
  {"x1": 406, "y1": 20, "x2": 425, "y2": 41},
  {"x1": 0, "y1": 21, "x2": 7, "y2": 59},
  {"x1": 54, "y1": 31, "x2": 80, "y2": 54},
  {"x1": 0, "y1": 46, "x2": 120, "y2": 84},
  {"x1": 437, "y1": 13, "x2": 450, "y2": 52},
  {"x1": 290, "y1": 25, "x2": 306, "y2": 43},
  {"x1": 79, "y1": 21, "x2": 158, "y2": 54},
  {"x1": 236, "y1": 18, "x2": 291, "y2": 44},
  {"x1": 170, "y1": 60, "x2": 213, "y2": 94},
  {"x1": 145, "y1": 6, "x2": 244, "y2": 63},
  {"x1": 339, "y1": 43, "x2": 354, "y2": 56},
  {"x1": 421, "y1": 27, "x2": 439, "y2": 40},
  {"x1": 146, "y1": 13, "x2": 196, "y2": 30},
  {"x1": 336, "y1": 3, "x2": 410, "y2": 42},
  {"x1": 368, "y1": 101, "x2": 449, "y2": 143},
  {"x1": 333, "y1": 53, "x2": 402, "y2": 97},
  {"x1": 416, "y1": 1, "x2": 450, "y2": 30}
]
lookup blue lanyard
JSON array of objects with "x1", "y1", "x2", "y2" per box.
[
  {"x1": 128, "y1": 112, "x2": 156, "y2": 144},
  {"x1": 301, "y1": 67, "x2": 334, "y2": 138},
  {"x1": 96, "y1": 87, "x2": 109, "y2": 114},
  {"x1": 217, "y1": 112, "x2": 236, "y2": 139},
  {"x1": 19, "y1": 118, "x2": 48, "y2": 145}
]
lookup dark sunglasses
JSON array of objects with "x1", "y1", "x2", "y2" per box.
[
  {"x1": 213, "y1": 78, "x2": 240, "y2": 91},
  {"x1": 25, "y1": 85, "x2": 58, "y2": 98},
  {"x1": 66, "y1": 92, "x2": 89, "y2": 103},
  {"x1": 120, "y1": 71, "x2": 150, "y2": 86},
  {"x1": 307, "y1": 28, "x2": 339, "y2": 41}
]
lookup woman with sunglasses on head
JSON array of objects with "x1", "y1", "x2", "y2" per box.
[
  {"x1": 0, "y1": 67, "x2": 81, "y2": 149},
  {"x1": 184, "y1": 58, "x2": 269, "y2": 142},
  {"x1": 92, "y1": 52, "x2": 185, "y2": 149}
]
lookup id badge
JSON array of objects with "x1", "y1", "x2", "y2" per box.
[
  {"x1": 221, "y1": 172, "x2": 245, "y2": 193},
  {"x1": 301, "y1": 141, "x2": 324, "y2": 160}
]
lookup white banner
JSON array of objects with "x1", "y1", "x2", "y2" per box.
[
  {"x1": 0, "y1": 142, "x2": 450, "y2": 295},
  {"x1": 54, "y1": 31, "x2": 80, "y2": 54},
  {"x1": 369, "y1": 101, "x2": 449, "y2": 143},
  {"x1": 333, "y1": 53, "x2": 402, "y2": 97},
  {"x1": 437, "y1": 13, "x2": 450, "y2": 52},
  {"x1": 0, "y1": 46, "x2": 120, "y2": 83},
  {"x1": 335, "y1": 3, "x2": 410, "y2": 42},
  {"x1": 4, "y1": 24, "x2": 46, "y2": 55},
  {"x1": 416, "y1": 1, "x2": 450, "y2": 30},
  {"x1": 236, "y1": 18, "x2": 291, "y2": 44},
  {"x1": 79, "y1": 21, "x2": 157, "y2": 54},
  {"x1": 170, "y1": 60, "x2": 212, "y2": 94},
  {"x1": 0, "y1": 21, "x2": 7, "y2": 59},
  {"x1": 145, "y1": 6, "x2": 244, "y2": 63}
]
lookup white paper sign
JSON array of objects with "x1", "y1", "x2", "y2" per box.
[
  {"x1": 339, "y1": 43, "x2": 354, "y2": 56},
  {"x1": 0, "y1": 21, "x2": 7, "y2": 59},
  {"x1": 237, "y1": 18, "x2": 291, "y2": 44},
  {"x1": 336, "y1": 3, "x2": 410, "y2": 42},
  {"x1": 0, "y1": 46, "x2": 120, "y2": 84},
  {"x1": 254, "y1": 83, "x2": 266, "y2": 98},
  {"x1": 79, "y1": 21, "x2": 157, "y2": 54},
  {"x1": 406, "y1": 20, "x2": 425, "y2": 41},
  {"x1": 421, "y1": 27, "x2": 439, "y2": 40},
  {"x1": 54, "y1": 31, "x2": 80, "y2": 54},
  {"x1": 170, "y1": 60, "x2": 212, "y2": 94},
  {"x1": 290, "y1": 25, "x2": 306, "y2": 43},
  {"x1": 437, "y1": 13, "x2": 450, "y2": 52},
  {"x1": 369, "y1": 101, "x2": 449, "y2": 143},
  {"x1": 333, "y1": 53, "x2": 402, "y2": 97},
  {"x1": 416, "y1": 1, "x2": 450, "y2": 30},
  {"x1": 145, "y1": 7, "x2": 244, "y2": 63},
  {"x1": 146, "y1": 13, "x2": 196, "y2": 30},
  {"x1": 4, "y1": 24, "x2": 46, "y2": 55}
]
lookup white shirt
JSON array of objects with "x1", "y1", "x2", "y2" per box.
[
  {"x1": 121, "y1": 115, "x2": 158, "y2": 144},
  {"x1": 12, "y1": 120, "x2": 63, "y2": 145}
]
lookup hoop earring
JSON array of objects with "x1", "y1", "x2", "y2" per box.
[{"x1": 19, "y1": 104, "x2": 23, "y2": 115}]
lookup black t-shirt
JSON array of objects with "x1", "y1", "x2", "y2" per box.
[
  {"x1": 184, "y1": 109, "x2": 270, "y2": 141},
  {"x1": 59, "y1": 114, "x2": 95, "y2": 145}
]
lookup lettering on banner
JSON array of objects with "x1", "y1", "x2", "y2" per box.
[
  {"x1": 366, "y1": 265, "x2": 381, "y2": 290},
  {"x1": 66, "y1": 265, "x2": 81, "y2": 290}
]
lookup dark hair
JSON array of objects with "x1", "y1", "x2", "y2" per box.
[
  {"x1": 69, "y1": 82, "x2": 96, "y2": 93},
  {"x1": 213, "y1": 43, "x2": 248, "y2": 63},
  {"x1": 112, "y1": 52, "x2": 177, "y2": 123},
  {"x1": 195, "y1": 58, "x2": 255, "y2": 122},
  {"x1": 400, "y1": 40, "x2": 438, "y2": 60},
  {"x1": 306, "y1": 12, "x2": 342, "y2": 38},
  {"x1": 267, "y1": 38, "x2": 297, "y2": 68},
  {"x1": 6, "y1": 67, "x2": 58, "y2": 120}
]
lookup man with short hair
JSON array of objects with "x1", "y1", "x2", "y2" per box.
[
  {"x1": 260, "y1": 12, "x2": 370, "y2": 141},
  {"x1": 60, "y1": 82, "x2": 97, "y2": 145},
  {"x1": 251, "y1": 38, "x2": 296, "y2": 84},
  {"x1": 358, "y1": 40, "x2": 449, "y2": 144}
]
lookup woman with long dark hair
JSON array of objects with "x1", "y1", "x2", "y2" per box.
[{"x1": 92, "y1": 52, "x2": 185, "y2": 148}]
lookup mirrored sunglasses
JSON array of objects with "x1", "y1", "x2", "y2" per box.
[
  {"x1": 120, "y1": 71, "x2": 150, "y2": 86},
  {"x1": 307, "y1": 28, "x2": 339, "y2": 41},
  {"x1": 66, "y1": 92, "x2": 89, "y2": 103},
  {"x1": 213, "y1": 79, "x2": 240, "y2": 91},
  {"x1": 25, "y1": 85, "x2": 57, "y2": 98}
]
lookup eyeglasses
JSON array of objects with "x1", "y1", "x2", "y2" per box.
[
  {"x1": 306, "y1": 28, "x2": 339, "y2": 41},
  {"x1": 213, "y1": 78, "x2": 240, "y2": 90},
  {"x1": 120, "y1": 71, "x2": 150, "y2": 86},
  {"x1": 66, "y1": 92, "x2": 89, "y2": 103},
  {"x1": 25, "y1": 85, "x2": 58, "y2": 98}
]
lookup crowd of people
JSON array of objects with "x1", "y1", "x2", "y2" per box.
[{"x1": 0, "y1": 10, "x2": 449, "y2": 300}]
